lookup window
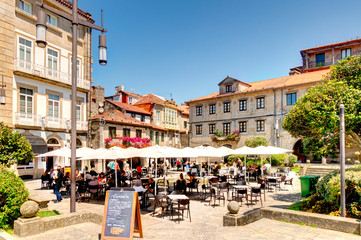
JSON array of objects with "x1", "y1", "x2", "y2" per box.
[
  {"x1": 156, "y1": 111, "x2": 161, "y2": 122},
  {"x1": 136, "y1": 130, "x2": 142, "y2": 138},
  {"x1": 123, "y1": 128, "x2": 130, "y2": 137},
  {"x1": 239, "y1": 121, "x2": 247, "y2": 133},
  {"x1": 256, "y1": 120, "x2": 265, "y2": 132},
  {"x1": 46, "y1": 14, "x2": 58, "y2": 28},
  {"x1": 209, "y1": 124, "x2": 216, "y2": 134},
  {"x1": 48, "y1": 94, "x2": 60, "y2": 118},
  {"x1": 76, "y1": 102, "x2": 81, "y2": 121},
  {"x1": 131, "y1": 113, "x2": 136, "y2": 118},
  {"x1": 18, "y1": 37, "x2": 32, "y2": 68},
  {"x1": 19, "y1": 87, "x2": 33, "y2": 115},
  {"x1": 341, "y1": 48, "x2": 351, "y2": 59},
  {"x1": 223, "y1": 123, "x2": 231, "y2": 135},
  {"x1": 239, "y1": 100, "x2": 247, "y2": 111},
  {"x1": 150, "y1": 130, "x2": 154, "y2": 141},
  {"x1": 196, "y1": 125, "x2": 202, "y2": 135},
  {"x1": 226, "y1": 85, "x2": 232, "y2": 93},
  {"x1": 70, "y1": 57, "x2": 81, "y2": 78},
  {"x1": 161, "y1": 132, "x2": 164, "y2": 142},
  {"x1": 18, "y1": 0, "x2": 32, "y2": 15},
  {"x1": 286, "y1": 93, "x2": 297, "y2": 106},
  {"x1": 109, "y1": 127, "x2": 116, "y2": 138},
  {"x1": 224, "y1": 102, "x2": 230, "y2": 113},
  {"x1": 141, "y1": 115, "x2": 145, "y2": 122},
  {"x1": 196, "y1": 106, "x2": 202, "y2": 116},
  {"x1": 256, "y1": 97, "x2": 265, "y2": 109},
  {"x1": 184, "y1": 121, "x2": 188, "y2": 128},
  {"x1": 315, "y1": 53, "x2": 325, "y2": 67},
  {"x1": 70, "y1": 27, "x2": 81, "y2": 39},
  {"x1": 209, "y1": 104, "x2": 216, "y2": 114},
  {"x1": 47, "y1": 48, "x2": 58, "y2": 77}
]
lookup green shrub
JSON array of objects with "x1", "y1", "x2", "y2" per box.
[
  {"x1": 245, "y1": 137, "x2": 268, "y2": 148},
  {"x1": 300, "y1": 165, "x2": 361, "y2": 218},
  {"x1": 288, "y1": 154, "x2": 298, "y2": 167},
  {"x1": 269, "y1": 154, "x2": 287, "y2": 166},
  {"x1": 227, "y1": 155, "x2": 244, "y2": 163},
  {"x1": 0, "y1": 165, "x2": 29, "y2": 229}
]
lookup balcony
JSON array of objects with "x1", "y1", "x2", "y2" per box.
[
  {"x1": 14, "y1": 112, "x2": 42, "y2": 127},
  {"x1": 14, "y1": 59, "x2": 90, "y2": 90},
  {"x1": 14, "y1": 112, "x2": 88, "y2": 131}
]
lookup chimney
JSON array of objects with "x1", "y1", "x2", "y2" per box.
[{"x1": 115, "y1": 85, "x2": 124, "y2": 94}]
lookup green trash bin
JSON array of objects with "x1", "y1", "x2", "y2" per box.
[{"x1": 299, "y1": 175, "x2": 320, "y2": 197}]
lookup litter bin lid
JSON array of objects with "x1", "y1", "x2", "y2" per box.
[{"x1": 299, "y1": 175, "x2": 320, "y2": 179}]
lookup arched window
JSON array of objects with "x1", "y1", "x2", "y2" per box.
[
  {"x1": 76, "y1": 138, "x2": 83, "y2": 148},
  {"x1": 47, "y1": 138, "x2": 60, "y2": 146}
]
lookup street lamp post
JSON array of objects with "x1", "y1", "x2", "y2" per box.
[{"x1": 36, "y1": 0, "x2": 107, "y2": 213}]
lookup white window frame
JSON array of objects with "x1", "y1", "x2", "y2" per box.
[
  {"x1": 19, "y1": 87, "x2": 33, "y2": 116},
  {"x1": 18, "y1": 0, "x2": 32, "y2": 15},
  {"x1": 48, "y1": 94, "x2": 60, "y2": 119},
  {"x1": 18, "y1": 36, "x2": 32, "y2": 69},
  {"x1": 47, "y1": 48, "x2": 59, "y2": 77},
  {"x1": 70, "y1": 57, "x2": 81, "y2": 78},
  {"x1": 46, "y1": 13, "x2": 58, "y2": 28},
  {"x1": 76, "y1": 102, "x2": 81, "y2": 121}
]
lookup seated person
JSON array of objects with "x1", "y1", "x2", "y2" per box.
[
  {"x1": 63, "y1": 172, "x2": 71, "y2": 182},
  {"x1": 98, "y1": 172, "x2": 107, "y2": 184},
  {"x1": 75, "y1": 170, "x2": 83, "y2": 181},
  {"x1": 41, "y1": 170, "x2": 51, "y2": 183},
  {"x1": 88, "y1": 176, "x2": 99, "y2": 196},
  {"x1": 175, "y1": 173, "x2": 186, "y2": 192},
  {"x1": 145, "y1": 177, "x2": 155, "y2": 194},
  {"x1": 89, "y1": 168, "x2": 98, "y2": 177},
  {"x1": 133, "y1": 180, "x2": 146, "y2": 203},
  {"x1": 186, "y1": 172, "x2": 196, "y2": 188},
  {"x1": 85, "y1": 171, "x2": 93, "y2": 181}
]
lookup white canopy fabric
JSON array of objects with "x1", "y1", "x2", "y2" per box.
[
  {"x1": 36, "y1": 147, "x2": 71, "y2": 158},
  {"x1": 254, "y1": 146, "x2": 293, "y2": 155},
  {"x1": 194, "y1": 146, "x2": 231, "y2": 157}
]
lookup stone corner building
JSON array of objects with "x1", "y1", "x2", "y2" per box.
[{"x1": 187, "y1": 38, "x2": 361, "y2": 161}]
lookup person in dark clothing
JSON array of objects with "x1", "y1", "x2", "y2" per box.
[
  {"x1": 175, "y1": 173, "x2": 186, "y2": 192},
  {"x1": 146, "y1": 177, "x2": 155, "y2": 194},
  {"x1": 54, "y1": 166, "x2": 63, "y2": 203}
]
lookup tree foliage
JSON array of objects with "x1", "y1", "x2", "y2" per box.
[
  {"x1": 0, "y1": 122, "x2": 33, "y2": 166},
  {"x1": 245, "y1": 136, "x2": 268, "y2": 148},
  {"x1": 283, "y1": 56, "x2": 361, "y2": 158}
]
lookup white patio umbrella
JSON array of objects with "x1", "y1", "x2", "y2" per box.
[{"x1": 36, "y1": 147, "x2": 71, "y2": 158}]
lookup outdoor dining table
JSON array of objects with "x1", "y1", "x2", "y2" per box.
[{"x1": 167, "y1": 194, "x2": 189, "y2": 217}]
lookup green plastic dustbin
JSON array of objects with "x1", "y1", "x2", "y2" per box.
[{"x1": 299, "y1": 175, "x2": 320, "y2": 197}]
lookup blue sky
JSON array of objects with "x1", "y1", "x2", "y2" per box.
[{"x1": 80, "y1": 0, "x2": 361, "y2": 104}]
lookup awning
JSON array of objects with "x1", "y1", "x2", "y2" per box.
[{"x1": 21, "y1": 132, "x2": 48, "y2": 155}]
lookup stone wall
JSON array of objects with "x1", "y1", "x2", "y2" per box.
[{"x1": 0, "y1": 0, "x2": 15, "y2": 127}]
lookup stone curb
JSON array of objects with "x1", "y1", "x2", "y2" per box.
[
  {"x1": 223, "y1": 207, "x2": 361, "y2": 235},
  {"x1": 13, "y1": 211, "x2": 103, "y2": 237},
  {"x1": 0, "y1": 229, "x2": 15, "y2": 240}
]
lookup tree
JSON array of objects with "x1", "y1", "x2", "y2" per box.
[
  {"x1": 245, "y1": 136, "x2": 268, "y2": 148},
  {"x1": 283, "y1": 56, "x2": 361, "y2": 158},
  {"x1": 0, "y1": 122, "x2": 33, "y2": 166}
]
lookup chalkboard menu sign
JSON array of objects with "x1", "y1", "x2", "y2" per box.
[{"x1": 101, "y1": 190, "x2": 143, "y2": 240}]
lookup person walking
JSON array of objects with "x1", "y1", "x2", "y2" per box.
[{"x1": 54, "y1": 166, "x2": 63, "y2": 203}]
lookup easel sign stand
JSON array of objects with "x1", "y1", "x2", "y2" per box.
[{"x1": 101, "y1": 190, "x2": 143, "y2": 240}]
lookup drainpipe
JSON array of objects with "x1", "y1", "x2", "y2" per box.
[
  {"x1": 280, "y1": 88, "x2": 284, "y2": 147},
  {"x1": 273, "y1": 89, "x2": 277, "y2": 146}
]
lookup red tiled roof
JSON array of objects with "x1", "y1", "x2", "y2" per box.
[
  {"x1": 133, "y1": 94, "x2": 165, "y2": 106},
  {"x1": 108, "y1": 101, "x2": 151, "y2": 115},
  {"x1": 55, "y1": 0, "x2": 95, "y2": 23},
  {"x1": 300, "y1": 38, "x2": 361, "y2": 53},
  {"x1": 91, "y1": 110, "x2": 166, "y2": 131},
  {"x1": 119, "y1": 90, "x2": 142, "y2": 98},
  {"x1": 178, "y1": 105, "x2": 190, "y2": 116},
  {"x1": 186, "y1": 70, "x2": 329, "y2": 103}
]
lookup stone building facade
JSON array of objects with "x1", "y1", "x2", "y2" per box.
[
  {"x1": 187, "y1": 71, "x2": 329, "y2": 160},
  {"x1": 0, "y1": 0, "x2": 94, "y2": 178}
]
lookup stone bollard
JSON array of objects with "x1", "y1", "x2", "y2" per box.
[
  {"x1": 227, "y1": 201, "x2": 240, "y2": 214},
  {"x1": 20, "y1": 200, "x2": 39, "y2": 218}
]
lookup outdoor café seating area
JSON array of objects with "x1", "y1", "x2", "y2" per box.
[{"x1": 36, "y1": 144, "x2": 296, "y2": 223}]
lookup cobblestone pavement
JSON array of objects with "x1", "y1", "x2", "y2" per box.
[{"x1": 13, "y1": 176, "x2": 359, "y2": 240}]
